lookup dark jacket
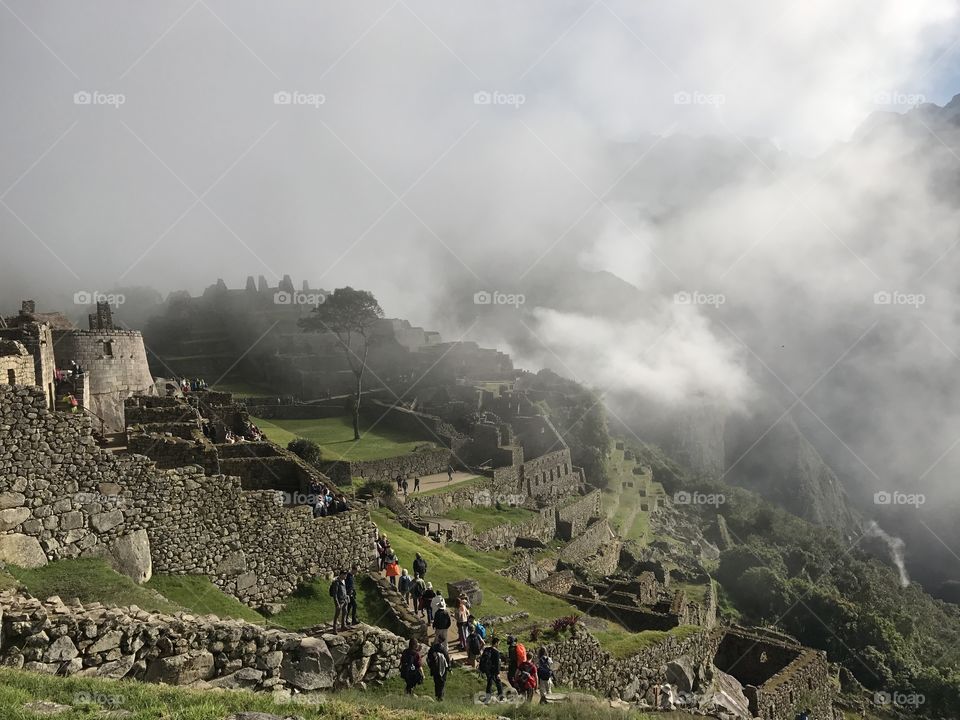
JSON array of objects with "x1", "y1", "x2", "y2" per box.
[
  {"x1": 345, "y1": 572, "x2": 356, "y2": 598},
  {"x1": 413, "y1": 556, "x2": 427, "y2": 577},
  {"x1": 480, "y1": 647, "x2": 503, "y2": 675},
  {"x1": 433, "y1": 608, "x2": 452, "y2": 630},
  {"x1": 398, "y1": 574, "x2": 413, "y2": 594},
  {"x1": 427, "y1": 642, "x2": 450, "y2": 677}
]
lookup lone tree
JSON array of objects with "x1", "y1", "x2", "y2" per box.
[{"x1": 299, "y1": 287, "x2": 383, "y2": 441}]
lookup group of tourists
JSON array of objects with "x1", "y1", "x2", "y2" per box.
[
  {"x1": 394, "y1": 474, "x2": 420, "y2": 496},
  {"x1": 179, "y1": 377, "x2": 208, "y2": 392},
  {"x1": 307, "y1": 479, "x2": 350, "y2": 517},
  {"x1": 214, "y1": 421, "x2": 266, "y2": 444},
  {"x1": 327, "y1": 565, "x2": 360, "y2": 633},
  {"x1": 399, "y1": 631, "x2": 554, "y2": 703}
]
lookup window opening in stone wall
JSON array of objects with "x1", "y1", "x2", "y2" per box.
[
  {"x1": 103, "y1": 340, "x2": 114, "y2": 356},
  {"x1": 7, "y1": 369, "x2": 15, "y2": 385}
]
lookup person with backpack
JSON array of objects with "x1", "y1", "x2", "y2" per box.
[
  {"x1": 536, "y1": 647, "x2": 554, "y2": 701},
  {"x1": 506, "y1": 635, "x2": 527, "y2": 690},
  {"x1": 433, "y1": 599, "x2": 453, "y2": 646},
  {"x1": 478, "y1": 636, "x2": 505, "y2": 700},
  {"x1": 426, "y1": 639, "x2": 450, "y2": 700},
  {"x1": 345, "y1": 564, "x2": 359, "y2": 626},
  {"x1": 397, "y1": 568, "x2": 413, "y2": 605},
  {"x1": 422, "y1": 582, "x2": 437, "y2": 623},
  {"x1": 329, "y1": 570, "x2": 348, "y2": 633},
  {"x1": 376, "y1": 534, "x2": 388, "y2": 571},
  {"x1": 411, "y1": 573, "x2": 426, "y2": 613},
  {"x1": 413, "y1": 552, "x2": 427, "y2": 579},
  {"x1": 466, "y1": 624, "x2": 484, "y2": 667},
  {"x1": 399, "y1": 638, "x2": 423, "y2": 695},
  {"x1": 472, "y1": 616, "x2": 486, "y2": 640},
  {"x1": 514, "y1": 655, "x2": 538, "y2": 703}
]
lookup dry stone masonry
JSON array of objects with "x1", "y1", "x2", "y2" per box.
[
  {"x1": 0, "y1": 590, "x2": 405, "y2": 694},
  {"x1": 0, "y1": 385, "x2": 376, "y2": 605}
]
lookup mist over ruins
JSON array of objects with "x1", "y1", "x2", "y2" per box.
[{"x1": 1, "y1": 3, "x2": 960, "y2": 720}]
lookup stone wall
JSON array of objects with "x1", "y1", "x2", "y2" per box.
[
  {"x1": 0, "y1": 385, "x2": 376, "y2": 606},
  {"x1": 555, "y1": 489, "x2": 602, "y2": 541},
  {"x1": 126, "y1": 433, "x2": 219, "y2": 474},
  {"x1": 52, "y1": 329, "x2": 154, "y2": 432},
  {"x1": 324, "y1": 449, "x2": 452, "y2": 487},
  {"x1": 0, "y1": 590, "x2": 406, "y2": 693},
  {"x1": 135, "y1": 468, "x2": 375, "y2": 605},
  {"x1": 522, "y1": 449, "x2": 580, "y2": 499},
  {"x1": 0, "y1": 340, "x2": 36, "y2": 387},
  {"x1": 558, "y1": 518, "x2": 613, "y2": 566},
  {"x1": 367, "y1": 573, "x2": 429, "y2": 642},
  {"x1": 0, "y1": 385, "x2": 147, "y2": 570},
  {"x1": 469, "y1": 508, "x2": 556, "y2": 551},
  {"x1": 543, "y1": 627, "x2": 722, "y2": 702}
]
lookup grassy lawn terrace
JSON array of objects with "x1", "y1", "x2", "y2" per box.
[
  {"x1": 442, "y1": 505, "x2": 537, "y2": 533},
  {"x1": 370, "y1": 509, "x2": 581, "y2": 633},
  {"x1": 592, "y1": 624, "x2": 702, "y2": 658},
  {"x1": 252, "y1": 415, "x2": 438, "y2": 461}
]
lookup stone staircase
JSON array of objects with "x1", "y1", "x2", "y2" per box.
[{"x1": 98, "y1": 431, "x2": 128, "y2": 454}]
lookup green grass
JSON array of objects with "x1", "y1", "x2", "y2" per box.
[
  {"x1": 602, "y1": 445, "x2": 657, "y2": 544},
  {"x1": 370, "y1": 510, "x2": 585, "y2": 633},
  {"x1": 253, "y1": 415, "x2": 438, "y2": 461},
  {"x1": 0, "y1": 664, "x2": 689, "y2": 720},
  {"x1": 268, "y1": 574, "x2": 400, "y2": 634},
  {"x1": 6, "y1": 559, "x2": 183, "y2": 614},
  {"x1": 445, "y1": 543, "x2": 516, "y2": 572},
  {"x1": 145, "y1": 575, "x2": 266, "y2": 623},
  {"x1": 593, "y1": 625, "x2": 702, "y2": 658},
  {"x1": 443, "y1": 506, "x2": 536, "y2": 533}
]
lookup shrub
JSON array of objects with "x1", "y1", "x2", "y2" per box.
[
  {"x1": 357, "y1": 478, "x2": 395, "y2": 500},
  {"x1": 287, "y1": 438, "x2": 322, "y2": 466}
]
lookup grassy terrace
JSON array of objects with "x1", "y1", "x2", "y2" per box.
[
  {"x1": 370, "y1": 509, "x2": 580, "y2": 632},
  {"x1": 253, "y1": 415, "x2": 438, "y2": 461},
  {"x1": 602, "y1": 445, "x2": 667, "y2": 545},
  {"x1": 442, "y1": 505, "x2": 536, "y2": 532},
  {"x1": 592, "y1": 625, "x2": 703, "y2": 658}
]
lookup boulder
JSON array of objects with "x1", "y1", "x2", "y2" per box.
[
  {"x1": 665, "y1": 655, "x2": 696, "y2": 692},
  {"x1": 280, "y1": 637, "x2": 335, "y2": 690},
  {"x1": 106, "y1": 530, "x2": 152, "y2": 584},
  {"x1": 0, "y1": 534, "x2": 47, "y2": 568},
  {"x1": 697, "y1": 669, "x2": 752, "y2": 720},
  {"x1": 145, "y1": 651, "x2": 215, "y2": 685},
  {"x1": 45, "y1": 636, "x2": 79, "y2": 662}
]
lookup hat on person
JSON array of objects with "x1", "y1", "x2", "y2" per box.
[{"x1": 427, "y1": 582, "x2": 433, "y2": 589}]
